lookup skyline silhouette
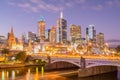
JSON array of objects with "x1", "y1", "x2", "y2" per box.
[{"x1": 0, "y1": 0, "x2": 120, "y2": 42}]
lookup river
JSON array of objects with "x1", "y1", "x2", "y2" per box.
[{"x1": 0, "y1": 66, "x2": 120, "y2": 80}]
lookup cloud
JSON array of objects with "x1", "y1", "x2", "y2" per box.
[
  {"x1": 106, "y1": 0, "x2": 120, "y2": 8},
  {"x1": 7, "y1": 0, "x2": 88, "y2": 13},
  {"x1": 8, "y1": 1, "x2": 15, "y2": 6},
  {"x1": 75, "y1": 0, "x2": 86, "y2": 4},
  {"x1": 8, "y1": 0, "x2": 120, "y2": 13},
  {"x1": 92, "y1": 5, "x2": 103, "y2": 11}
]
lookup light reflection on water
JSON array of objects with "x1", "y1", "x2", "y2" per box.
[{"x1": 0, "y1": 66, "x2": 119, "y2": 80}]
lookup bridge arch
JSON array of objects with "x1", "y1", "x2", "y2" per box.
[{"x1": 50, "y1": 60, "x2": 80, "y2": 68}]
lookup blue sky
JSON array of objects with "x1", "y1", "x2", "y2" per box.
[{"x1": 0, "y1": 0, "x2": 120, "y2": 41}]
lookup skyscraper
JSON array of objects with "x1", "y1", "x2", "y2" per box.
[
  {"x1": 50, "y1": 26, "x2": 56, "y2": 43},
  {"x1": 28, "y1": 31, "x2": 37, "y2": 42},
  {"x1": 86, "y1": 25, "x2": 96, "y2": 42},
  {"x1": 22, "y1": 32, "x2": 28, "y2": 44},
  {"x1": 56, "y1": 12, "x2": 67, "y2": 44},
  {"x1": 70, "y1": 24, "x2": 81, "y2": 44},
  {"x1": 45, "y1": 29, "x2": 51, "y2": 41},
  {"x1": 38, "y1": 17, "x2": 46, "y2": 42},
  {"x1": 97, "y1": 33, "x2": 104, "y2": 47}
]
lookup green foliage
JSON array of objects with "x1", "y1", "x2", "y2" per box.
[
  {"x1": 1, "y1": 48, "x2": 10, "y2": 62},
  {"x1": 1, "y1": 48, "x2": 9, "y2": 55},
  {"x1": 15, "y1": 51, "x2": 27, "y2": 63},
  {"x1": 77, "y1": 45, "x2": 83, "y2": 51},
  {"x1": 116, "y1": 45, "x2": 120, "y2": 53},
  {"x1": 41, "y1": 60, "x2": 46, "y2": 66}
]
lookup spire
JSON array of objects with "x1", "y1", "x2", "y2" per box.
[
  {"x1": 60, "y1": 11, "x2": 63, "y2": 19},
  {"x1": 11, "y1": 27, "x2": 14, "y2": 34},
  {"x1": 10, "y1": 27, "x2": 15, "y2": 37}
]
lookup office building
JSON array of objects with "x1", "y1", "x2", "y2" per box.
[
  {"x1": 56, "y1": 12, "x2": 67, "y2": 44},
  {"x1": 86, "y1": 25, "x2": 96, "y2": 42},
  {"x1": 70, "y1": 24, "x2": 81, "y2": 44},
  {"x1": 38, "y1": 17, "x2": 46, "y2": 42},
  {"x1": 50, "y1": 26, "x2": 56, "y2": 43}
]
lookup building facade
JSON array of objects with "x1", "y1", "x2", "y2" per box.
[
  {"x1": 97, "y1": 33, "x2": 104, "y2": 47},
  {"x1": 28, "y1": 31, "x2": 37, "y2": 42},
  {"x1": 70, "y1": 24, "x2": 81, "y2": 44},
  {"x1": 0, "y1": 35, "x2": 6, "y2": 44},
  {"x1": 8, "y1": 27, "x2": 16, "y2": 49},
  {"x1": 50, "y1": 26, "x2": 56, "y2": 43},
  {"x1": 56, "y1": 12, "x2": 67, "y2": 44},
  {"x1": 86, "y1": 25, "x2": 96, "y2": 42},
  {"x1": 38, "y1": 18, "x2": 46, "y2": 42},
  {"x1": 45, "y1": 29, "x2": 51, "y2": 41},
  {"x1": 8, "y1": 27, "x2": 23, "y2": 50}
]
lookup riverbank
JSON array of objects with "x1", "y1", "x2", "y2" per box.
[
  {"x1": 0, "y1": 63, "x2": 42, "y2": 69},
  {"x1": 0, "y1": 63, "x2": 25, "y2": 68}
]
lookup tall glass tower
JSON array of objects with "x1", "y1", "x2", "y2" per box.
[
  {"x1": 56, "y1": 12, "x2": 67, "y2": 44},
  {"x1": 86, "y1": 25, "x2": 96, "y2": 41},
  {"x1": 38, "y1": 17, "x2": 46, "y2": 42}
]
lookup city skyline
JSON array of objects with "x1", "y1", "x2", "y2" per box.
[{"x1": 0, "y1": 0, "x2": 120, "y2": 41}]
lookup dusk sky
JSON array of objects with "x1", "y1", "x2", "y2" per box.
[{"x1": 0, "y1": 0, "x2": 120, "y2": 41}]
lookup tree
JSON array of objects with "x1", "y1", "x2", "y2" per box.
[
  {"x1": 15, "y1": 51, "x2": 27, "y2": 63},
  {"x1": 1, "y1": 48, "x2": 10, "y2": 62},
  {"x1": 116, "y1": 45, "x2": 120, "y2": 53},
  {"x1": 77, "y1": 45, "x2": 83, "y2": 52}
]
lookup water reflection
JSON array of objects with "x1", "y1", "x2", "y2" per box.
[
  {"x1": 0, "y1": 66, "x2": 119, "y2": 80},
  {"x1": 41, "y1": 66, "x2": 44, "y2": 77},
  {"x1": 77, "y1": 71, "x2": 118, "y2": 80},
  {"x1": 2, "y1": 70, "x2": 4, "y2": 80},
  {"x1": 12, "y1": 70, "x2": 15, "y2": 79},
  {"x1": 26, "y1": 68, "x2": 30, "y2": 80},
  {"x1": 6, "y1": 71, "x2": 9, "y2": 80},
  {"x1": 34, "y1": 67, "x2": 39, "y2": 80}
]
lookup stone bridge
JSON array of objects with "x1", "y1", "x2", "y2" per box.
[
  {"x1": 29, "y1": 54, "x2": 119, "y2": 77},
  {"x1": 29, "y1": 54, "x2": 120, "y2": 68}
]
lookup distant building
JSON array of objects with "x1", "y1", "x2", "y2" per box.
[
  {"x1": 56, "y1": 12, "x2": 67, "y2": 44},
  {"x1": 86, "y1": 25, "x2": 96, "y2": 42},
  {"x1": 28, "y1": 31, "x2": 37, "y2": 42},
  {"x1": 97, "y1": 32, "x2": 104, "y2": 47},
  {"x1": 0, "y1": 35, "x2": 6, "y2": 44},
  {"x1": 8, "y1": 27, "x2": 23, "y2": 50},
  {"x1": 45, "y1": 29, "x2": 51, "y2": 41},
  {"x1": 50, "y1": 26, "x2": 56, "y2": 43},
  {"x1": 22, "y1": 32, "x2": 28, "y2": 44},
  {"x1": 70, "y1": 24, "x2": 81, "y2": 44},
  {"x1": 8, "y1": 27, "x2": 17, "y2": 49},
  {"x1": 38, "y1": 17, "x2": 46, "y2": 42}
]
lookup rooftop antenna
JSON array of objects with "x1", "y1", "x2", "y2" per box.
[{"x1": 60, "y1": 11, "x2": 63, "y2": 19}]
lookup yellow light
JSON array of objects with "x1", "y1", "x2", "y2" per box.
[
  {"x1": 36, "y1": 67, "x2": 39, "y2": 73},
  {"x1": 41, "y1": 66, "x2": 44, "y2": 77},
  {"x1": 2, "y1": 70, "x2": 4, "y2": 80}
]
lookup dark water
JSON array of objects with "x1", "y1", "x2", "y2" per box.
[{"x1": 0, "y1": 66, "x2": 119, "y2": 80}]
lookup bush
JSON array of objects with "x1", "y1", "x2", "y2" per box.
[{"x1": 15, "y1": 51, "x2": 27, "y2": 63}]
